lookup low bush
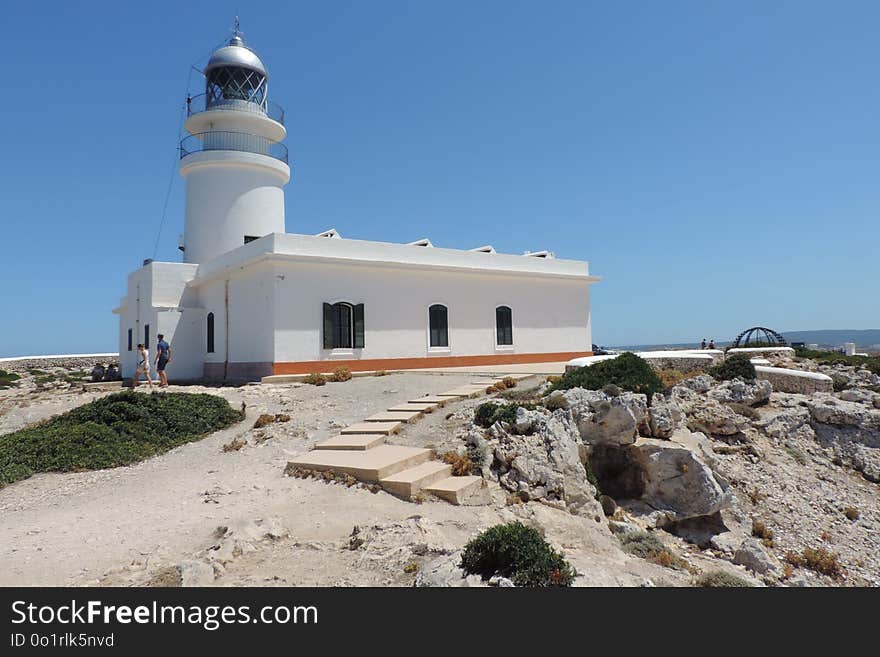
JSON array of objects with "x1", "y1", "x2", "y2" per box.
[
  {"x1": 460, "y1": 522, "x2": 576, "y2": 587},
  {"x1": 709, "y1": 354, "x2": 756, "y2": 381},
  {"x1": 542, "y1": 394, "x2": 568, "y2": 411},
  {"x1": 617, "y1": 531, "x2": 689, "y2": 570},
  {"x1": 0, "y1": 391, "x2": 244, "y2": 487},
  {"x1": 785, "y1": 547, "x2": 843, "y2": 578},
  {"x1": 473, "y1": 402, "x2": 531, "y2": 428},
  {"x1": 751, "y1": 519, "x2": 774, "y2": 545},
  {"x1": 330, "y1": 367, "x2": 352, "y2": 382},
  {"x1": 843, "y1": 507, "x2": 860, "y2": 521},
  {"x1": 0, "y1": 369, "x2": 21, "y2": 390},
  {"x1": 254, "y1": 414, "x2": 276, "y2": 429},
  {"x1": 548, "y1": 353, "x2": 663, "y2": 400},
  {"x1": 696, "y1": 571, "x2": 753, "y2": 587},
  {"x1": 303, "y1": 373, "x2": 327, "y2": 386},
  {"x1": 500, "y1": 377, "x2": 517, "y2": 389}
]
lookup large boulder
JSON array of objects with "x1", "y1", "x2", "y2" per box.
[
  {"x1": 671, "y1": 386, "x2": 750, "y2": 437},
  {"x1": 807, "y1": 396, "x2": 880, "y2": 482},
  {"x1": 733, "y1": 538, "x2": 780, "y2": 575},
  {"x1": 492, "y1": 407, "x2": 603, "y2": 518},
  {"x1": 708, "y1": 378, "x2": 772, "y2": 407},
  {"x1": 563, "y1": 388, "x2": 648, "y2": 445},
  {"x1": 632, "y1": 438, "x2": 734, "y2": 524}
]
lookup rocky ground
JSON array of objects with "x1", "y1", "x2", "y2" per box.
[{"x1": 1, "y1": 357, "x2": 878, "y2": 587}]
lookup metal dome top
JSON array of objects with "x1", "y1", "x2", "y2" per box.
[
  {"x1": 731, "y1": 327, "x2": 788, "y2": 348},
  {"x1": 205, "y1": 32, "x2": 267, "y2": 78}
]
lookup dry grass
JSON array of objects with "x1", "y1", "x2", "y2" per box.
[
  {"x1": 222, "y1": 437, "x2": 247, "y2": 452},
  {"x1": 330, "y1": 367, "x2": 352, "y2": 382},
  {"x1": 843, "y1": 507, "x2": 860, "y2": 521},
  {"x1": 440, "y1": 451, "x2": 475, "y2": 476},
  {"x1": 746, "y1": 488, "x2": 767, "y2": 505},
  {"x1": 751, "y1": 519, "x2": 775, "y2": 546},
  {"x1": 303, "y1": 373, "x2": 327, "y2": 386},
  {"x1": 785, "y1": 547, "x2": 843, "y2": 578},
  {"x1": 657, "y1": 369, "x2": 690, "y2": 389},
  {"x1": 253, "y1": 414, "x2": 275, "y2": 429},
  {"x1": 373, "y1": 370, "x2": 390, "y2": 377}
]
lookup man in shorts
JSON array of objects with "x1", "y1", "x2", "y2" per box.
[{"x1": 155, "y1": 334, "x2": 172, "y2": 388}]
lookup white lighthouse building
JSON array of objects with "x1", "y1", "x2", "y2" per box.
[{"x1": 114, "y1": 28, "x2": 600, "y2": 381}]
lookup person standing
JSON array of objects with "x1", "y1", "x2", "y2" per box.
[
  {"x1": 155, "y1": 334, "x2": 172, "y2": 388},
  {"x1": 134, "y1": 343, "x2": 153, "y2": 389}
]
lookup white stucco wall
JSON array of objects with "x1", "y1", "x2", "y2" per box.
[{"x1": 270, "y1": 259, "x2": 592, "y2": 363}]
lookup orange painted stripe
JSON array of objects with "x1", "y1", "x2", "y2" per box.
[{"x1": 272, "y1": 351, "x2": 592, "y2": 375}]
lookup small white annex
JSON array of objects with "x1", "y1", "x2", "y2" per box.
[{"x1": 114, "y1": 29, "x2": 600, "y2": 381}]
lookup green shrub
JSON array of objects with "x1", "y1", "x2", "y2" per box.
[
  {"x1": 460, "y1": 522, "x2": 576, "y2": 587},
  {"x1": 548, "y1": 353, "x2": 663, "y2": 399},
  {"x1": 709, "y1": 354, "x2": 756, "y2": 381},
  {"x1": 696, "y1": 571, "x2": 753, "y2": 587},
  {"x1": 473, "y1": 402, "x2": 534, "y2": 428},
  {"x1": 0, "y1": 369, "x2": 21, "y2": 390},
  {"x1": 0, "y1": 391, "x2": 244, "y2": 487}
]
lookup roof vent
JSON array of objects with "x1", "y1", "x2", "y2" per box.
[
  {"x1": 316, "y1": 228, "x2": 341, "y2": 239},
  {"x1": 142, "y1": 258, "x2": 154, "y2": 266},
  {"x1": 408, "y1": 238, "x2": 433, "y2": 247},
  {"x1": 470, "y1": 245, "x2": 496, "y2": 254},
  {"x1": 523, "y1": 250, "x2": 555, "y2": 259}
]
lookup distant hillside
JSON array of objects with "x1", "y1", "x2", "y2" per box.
[{"x1": 782, "y1": 329, "x2": 880, "y2": 349}]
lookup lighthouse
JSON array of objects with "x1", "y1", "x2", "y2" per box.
[{"x1": 178, "y1": 25, "x2": 290, "y2": 265}]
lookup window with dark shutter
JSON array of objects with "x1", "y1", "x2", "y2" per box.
[
  {"x1": 127, "y1": 329, "x2": 133, "y2": 351},
  {"x1": 496, "y1": 306, "x2": 513, "y2": 346},
  {"x1": 353, "y1": 304, "x2": 365, "y2": 348},
  {"x1": 323, "y1": 302, "x2": 361, "y2": 349},
  {"x1": 429, "y1": 304, "x2": 448, "y2": 347},
  {"x1": 144, "y1": 324, "x2": 150, "y2": 350},
  {"x1": 207, "y1": 313, "x2": 215, "y2": 353}
]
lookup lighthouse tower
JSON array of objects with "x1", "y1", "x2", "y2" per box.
[{"x1": 179, "y1": 26, "x2": 290, "y2": 264}]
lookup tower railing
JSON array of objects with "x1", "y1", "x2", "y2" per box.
[
  {"x1": 179, "y1": 131, "x2": 289, "y2": 164},
  {"x1": 186, "y1": 93, "x2": 285, "y2": 125}
]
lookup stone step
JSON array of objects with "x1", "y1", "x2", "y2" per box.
[
  {"x1": 313, "y1": 434, "x2": 385, "y2": 451},
  {"x1": 364, "y1": 410, "x2": 422, "y2": 423},
  {"x1": 407, "y1": 395, "x2": 453, "y2": 405},
  {"x1": 388, "y1": 402, "x2": 438, "y2": 413},
  {"x1": 379, "y1": 461, "x2": 453, "y2": 499},
  {"x1": 340, "y1": 421, "x2": 402, "y2": 435},
  {"x1": 288, "y1": 445, "x2": 433, "y2": 483},
  {"x1": 437, "y1": 386, "x2": 487, "y2": 398},
  {"x1": 425, "y1": 476, "x2": 484, "y2": 505}
]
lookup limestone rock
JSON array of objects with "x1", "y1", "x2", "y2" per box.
[
  {"x1": 733, "y1": 538, "x2": 778, "y2": 574},
  {"x1": 681, "y1": 374, "x2": 715, "y2": 393},
  {"x1": 672, "y1": 386, "x2": 749, "y2": 437},
  {"x1": 492, "y1": 408, "x2": 603, "y2": 518},
  {"x1": 707, "y1": 377, "x2": 772, "y2": 407},
  {"x1": 757, "y1": 407, "x2": 816, "y2": 443},
  {"x1": 563, "y1": 388, "x2": 648, "y2": 445},
  {"x1": 633, "y1": 438, "x2": 734, "y2": 524},
  {"x1": 178, "y1": 560, "x2": 215, "y2": 587},
  {"x1": 646, "y1": 395, "x2": 684, "y2": 439},
  {"x1": 415, "y1": 551, "x2": 484, "y2": 587}
]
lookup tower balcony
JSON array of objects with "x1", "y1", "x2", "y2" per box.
[
  {"x1": 179, "y1": 131, "x2": 289, "y2": 164},
  {"x1": 186, "y1": 92, "x2": 285, "y2": 125}
]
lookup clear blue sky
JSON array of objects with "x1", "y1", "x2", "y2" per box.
[{"x1": 1, "y1": 1, "x2": 877, "y2": 356}]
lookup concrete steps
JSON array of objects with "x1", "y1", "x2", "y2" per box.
[
  {"x1": 289, "y1": 385, "x2": 492, "y2": 504},
  {"x1": 314, "y1": 434, "x2": 385, "y2": 451},
  {"x1": 388, "y1": 402, "x2": 438, "y2": 412},
  {"x1": 425, "y1": 476, "x2": 484, "y2": 505},
  {"x1": 288, "y1": 445, "x2": 433, "y2": 482},
  {"x1": 340, "y1": 421, "x2": 402, "y2": 435},
  {"x1": 364, "y1": 410, "x2": 422, "y2": 423},
  {"x1": 379, "y1": 461, "x2": 452, "y2": 499}
]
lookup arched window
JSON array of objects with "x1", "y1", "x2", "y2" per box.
[
  {"x1": 207, "y1": 312, "x2": 215, "y2": 353},
  {"x1": 323, "y1": 302, "x2": 365, "y2": 349},
  {"x1": 496, "y1": 306, "x2": 513, "y2": 346},
  {"x1": 429, "y1": 304, "x2": 448, "y2": 348}
]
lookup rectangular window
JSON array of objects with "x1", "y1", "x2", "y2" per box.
[
  {"x1": 144, "y1": 324, "x2": 150, "y2": 350},
  {"x1": 429, "y1": 305, "x2": 448, "y2": 348},
  {"x1": 323, "y1": 302, "x2": 362, "y2": 349},
  {"x1": 496, "y1": 306, "x2": 513, "y2": 346},
  {"x1": 127, "y1": 329, "x2": 133, "y2": 351}
]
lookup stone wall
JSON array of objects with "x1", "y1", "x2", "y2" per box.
[
  {"x1": 755, "y1": 366, "x2": 833, "y2": 394},
  {"x1": 0, "y1": 354, "x2": 119, "y2": 372}
]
